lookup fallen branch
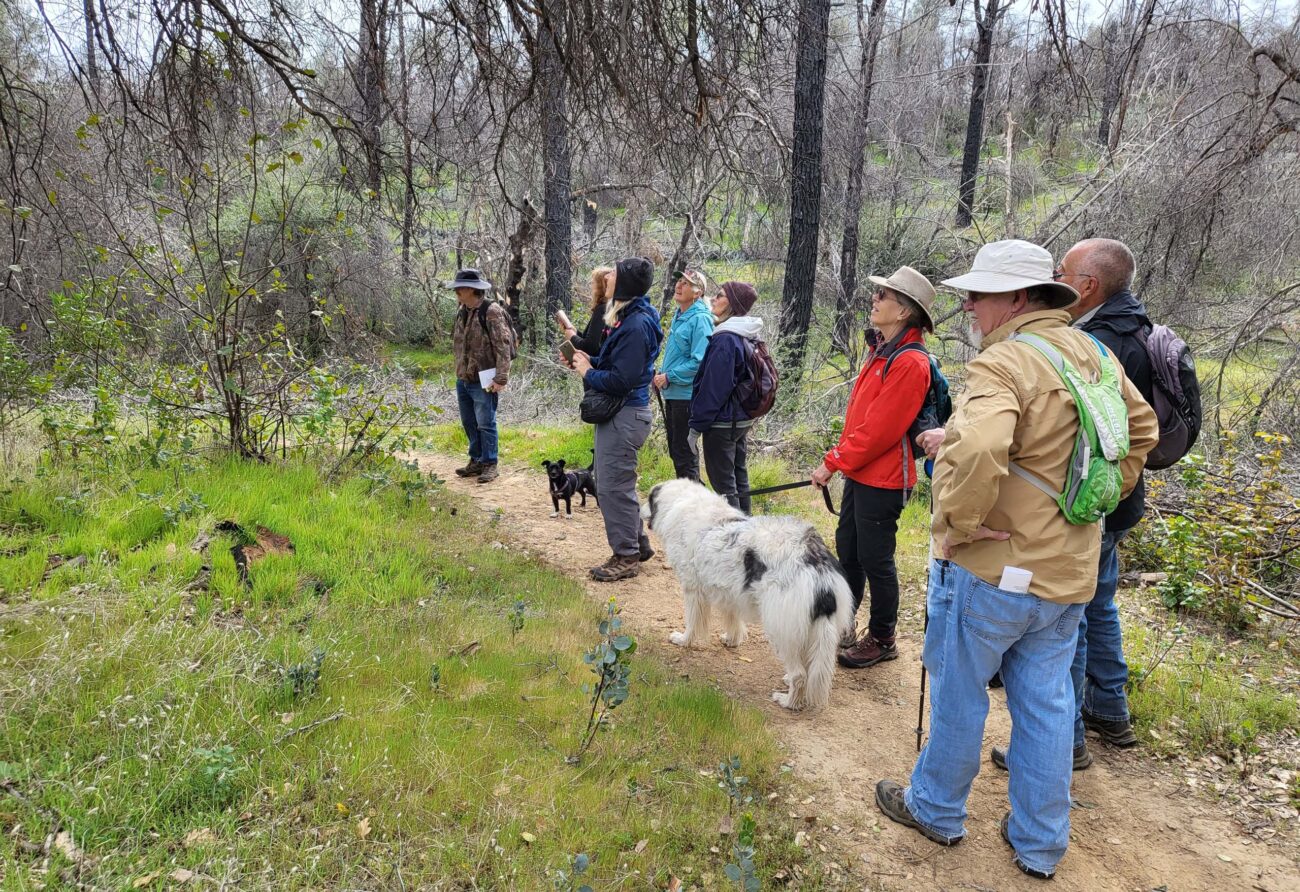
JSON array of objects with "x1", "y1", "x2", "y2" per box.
[{"x1": 275, "y1": 709, "x2": 345, "y2": 744}]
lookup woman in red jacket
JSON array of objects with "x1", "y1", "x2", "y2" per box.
[{"x1": 811, "y1": 267, "x2": 936, "y2": 669}]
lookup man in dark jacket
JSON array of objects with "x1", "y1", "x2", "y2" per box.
[
  {"x1": 450, "y1": 268, "x2": 514, "y2": 484},
  {"x1": 1032, "y1": 239, "x2": 1152, "y2": 762}
]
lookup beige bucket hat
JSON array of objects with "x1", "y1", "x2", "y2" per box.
[
  {"x1": 939, "y1": 239, "x2": 1079, "y2": 310},
  {"x1": 867, "y1": 266, "x2": 937, "y2": 332}
]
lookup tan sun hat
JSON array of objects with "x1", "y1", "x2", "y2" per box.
[{"x1": 867, "y1": 266, "x2": 937, "y2": 332}]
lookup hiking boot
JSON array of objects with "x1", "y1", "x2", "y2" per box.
[
  {"x1": 874, "y1": 779, "x2": 962, "y2": 847},
  {"x1": 1000, "y1": 812, "x2": 1055, "y2": 880},
  {"x1": 837, "y1": 634, "x2": 897, "y2": 669},
  {"x1": 476, "y1": 462, "x2": 499, "y2": 484},
  {"x1": 1082, "y1": 709, "x2": 1139, "y2": 747},
  {"x1": 990, "y1": 743, "x2": 1092, "y2": 772},
  {"x1": 638, "y1": 533, "x2": 655, "y2": 563},
  {"x1": 590, "y1": 553, "x2": 640, "y2": 582},
  {"x1": 455, "y1": 460, "x2": 484, "y2": 478}
]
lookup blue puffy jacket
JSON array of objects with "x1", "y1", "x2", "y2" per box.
[
  {"x1": 658, "y1": 298, "x2": 714, "y2": 401},
  {"x1": 584, "y1": 297, "x2": 664, "y2": 408},
  {"x1": 689, "y1": 317, "x2": 764, "y2": 431}
]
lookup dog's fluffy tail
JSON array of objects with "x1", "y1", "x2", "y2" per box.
[{"x1": 803, "y1": 611, "x2": 841, "y2": 710}]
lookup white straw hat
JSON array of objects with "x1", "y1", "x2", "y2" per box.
[{"x1": 940, "y1": 240, "x2": 1078, "y2": 310}]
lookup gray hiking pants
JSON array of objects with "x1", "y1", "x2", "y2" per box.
[{"x1": 594, "y1": 403, "x2": 653, "y2": 557}]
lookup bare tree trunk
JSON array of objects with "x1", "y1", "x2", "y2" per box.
[
  {"x1": 833, "y1": 0, "x2": 887, "y2": 355},
  {"x1": 358, "y1": 0, "x2": 389, "y2": 199},
  {"x1": 1097, "y1": 20, "x2": 1122, "y2": 148},
  {"x1": 1108, "y1": 0, "x2": 1158, "y2": 154},
  {"x1": 661, "y1": 210, "x2": 697, "y2": 316},
  {"x1": 538, "y1": 0, "x2": 573, "y2": 322},
  {"x1": 956, "y1": 0, "x2": 1006, "y2": 228},
  {"x1": 504, "y1": 197, "x2": 537, "y2": 336},
  {"x1": 396, "y1": 7, "x2": 414, "y2": 279},
  {"x1": 83, "y1": 0, "x2": 101, "y2": 96},
  {"x1": 778, "y1": 0, "x2": 833, "y2": 374}
]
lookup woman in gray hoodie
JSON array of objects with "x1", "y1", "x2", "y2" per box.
[{"x1": 687, "y1": 282, "x2": 763, "y2": 514}]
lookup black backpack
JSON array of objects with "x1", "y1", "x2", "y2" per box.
[
  {"x1": 476, "y1": 300, "x2": 519, "y2": 361},
  {"x1": 1138, "y1": 323, "x2": 1202, "y2": 470},
  {"x1": 883, "y1": 343, "x2": 953, "y2": 456}
]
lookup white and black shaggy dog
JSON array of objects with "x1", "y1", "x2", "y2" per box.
[{"x1": 642, "y1": 479, "x2": 854, "y2": 711}]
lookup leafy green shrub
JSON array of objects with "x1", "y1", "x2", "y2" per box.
[
  {"x1": 184, "y1": 744, "x2": 244, "y2": 811},
  {"x1": 1129, "y1": 432, "x2": 1299, "y2": 628}
]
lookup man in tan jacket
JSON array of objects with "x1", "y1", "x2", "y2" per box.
[{"x1": 874, "y1": 240, "x2": 1158, "y2": 881}]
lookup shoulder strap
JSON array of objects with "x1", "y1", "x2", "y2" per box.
[
  {"x1": 1009, "y1": 461, "x2": 1062, "y2": 500},
  {"x1": 881, "y1": 341, "x2": 929, "y2": 380},
  {"x1": 1008, "y1": 331, "x2": 1067, "y2": 375},
  {"x1": 1006, "y1": 332, "x2": 1066, "y2": 502}
]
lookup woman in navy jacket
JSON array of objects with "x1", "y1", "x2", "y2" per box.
[
  {"x1": 689, "y1": 282, "x2": 762, "y2": 514},
  {"x1": 571, "y1": 257, "x2": 664, "y2": 582}
]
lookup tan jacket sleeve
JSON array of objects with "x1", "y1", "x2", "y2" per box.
[
  {"x1": 1117, "y1": 357, "x2": 1159, "y2": 499},
  {"x1": 487, "y1": 304, "x2": 515, "y2": 385},
  {"x1": 935, "y1": 354, "x2": 1023, "y2": 543}
]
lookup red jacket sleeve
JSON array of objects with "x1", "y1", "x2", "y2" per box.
[{"x1": 824, "y1": 353, "x2": 930, "y2": 475}]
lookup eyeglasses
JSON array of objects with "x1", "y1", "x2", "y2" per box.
[
  {"x1": 960, "y1": 293, "x2": 992, "y2": 308},
  {"x1": 872, "y1": 289, "x2": 896, "y2": 304},
  {"x1": 1052, "y1": 268, "x2": 1097, "y2": 283}
]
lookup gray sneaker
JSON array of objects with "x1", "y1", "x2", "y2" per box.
[{"x1": 990, "y1": 743, "x2": 1092, "y2": 771}]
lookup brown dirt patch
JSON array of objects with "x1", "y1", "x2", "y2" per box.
[{"x1": 414, "y1": 450, "x2": 1300, "y2": 892}]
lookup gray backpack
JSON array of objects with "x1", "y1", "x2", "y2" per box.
[{"x1": 1140, "y1": 324, "x2": 1202, "y2": 470}]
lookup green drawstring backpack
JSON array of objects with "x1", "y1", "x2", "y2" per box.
[{"x1": 1007, "y1": 332, "x2": 1130, "y2": 526}]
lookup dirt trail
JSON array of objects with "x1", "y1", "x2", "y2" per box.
[{"x1": 414, "y1": 450, "x2": 1298, "y2": 892}]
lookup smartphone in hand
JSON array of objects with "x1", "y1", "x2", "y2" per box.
[
  {"x1": 559, "y1": 339, "x2": 576, "y2": 364},
  {"x1": 555, "y1": 309, "x2": 573, "y2": 332}
]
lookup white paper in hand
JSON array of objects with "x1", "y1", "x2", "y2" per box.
[{"x1": 478, "y1": 367, "x2": 497, "y2": 389}]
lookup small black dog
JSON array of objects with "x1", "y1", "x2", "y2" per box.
[{"x1": 542, "y1": 459, "x2": 598, "y2": 518}]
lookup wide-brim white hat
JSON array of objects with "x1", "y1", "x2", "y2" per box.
[{"x1": 940, "y1": 240, "x2": 1078, "y2": 310}]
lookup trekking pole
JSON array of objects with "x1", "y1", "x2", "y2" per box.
[
  {"x1": 916, "y1": 481, "x2": 936, "y2": 752},
  {"x1": 917, "y1": 603, "x2": 928, "y2": 752}
]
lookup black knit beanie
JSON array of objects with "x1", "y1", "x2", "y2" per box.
[{"x1": 613, "y1": 257, "x2": 654, "y2": 298}]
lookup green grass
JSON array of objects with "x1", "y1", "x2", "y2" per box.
[
  {"x1": 382, "y1": 342, "x2": 456, "y2": 383},
  {"x1": 0, "y1": 455, "x2": 844, "y2": 890},
  {"x1": 1125, "y1": 616, "x2": 1298, "y2": 760}
]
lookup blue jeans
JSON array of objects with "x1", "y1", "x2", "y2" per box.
[
  {"x1": 906, "y1": 560, "x2": 1084, "y2": 875},
  {"x1": 1071, "y1": 530, "x2": 1130, "y2": 746},
  {"x1": 455, "y1": 379, "x2": 498, "y2": 463}
]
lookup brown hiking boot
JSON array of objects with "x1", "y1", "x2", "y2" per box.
[
  {"x1": 455, "y1": 460, "x2": 484, "y2": 478},
  {"x1": 837, "y1": 634, "x2": 898, "y2": 668},
  {"x1": 476, "y1": 462, "x2": 499, "y2": 484},
  {"x1": 590, "y1": 553, "x2": 640, "y2": 582}
]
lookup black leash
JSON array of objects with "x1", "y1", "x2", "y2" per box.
[{"x1": 747, "y1": 480, "x2": 839, "y2": 516}]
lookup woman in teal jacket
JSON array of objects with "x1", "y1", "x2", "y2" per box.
[{"x1": 652, "y1": 269, "x2": 714, "y2": 480}]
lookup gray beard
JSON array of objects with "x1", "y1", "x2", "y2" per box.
[{"x1": 968, "y1": 321, "x2": 984, "y2": 349}]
